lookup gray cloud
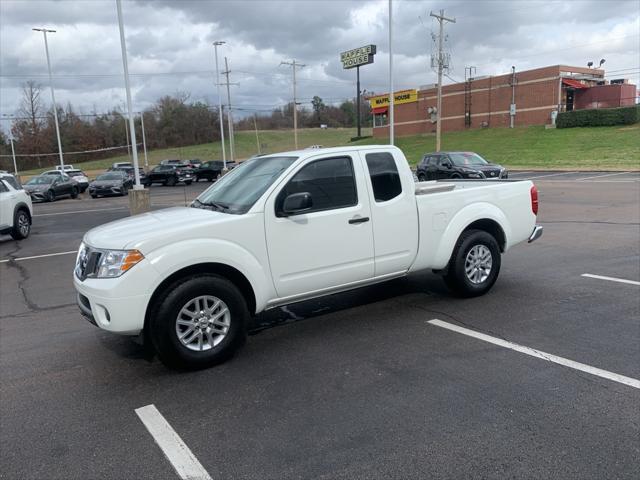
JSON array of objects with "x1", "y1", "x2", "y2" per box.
[{"x1": 0, "y1": 0, "x2": 638, "y2": 125}]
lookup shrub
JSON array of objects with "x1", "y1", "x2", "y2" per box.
[{"x1": 556, "y1": 105, "x2": 640, "y2": 128}]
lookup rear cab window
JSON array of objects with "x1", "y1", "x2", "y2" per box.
[{"x1": 365, "y1": 152, "x2": 402, "y2": 202}]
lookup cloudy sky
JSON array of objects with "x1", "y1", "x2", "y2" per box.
[{"x1": 1, "y1": 0, "x2": 638, "y2": 123}]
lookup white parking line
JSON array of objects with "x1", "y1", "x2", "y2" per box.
[
  {"x1": 526, "y1": 171, "x2": 577, "y2": 180},
  {"x1": 577, "y1": 172, "x2": 631, "y2": 181},
  {"x1": 135, "y1": 404, "x2": 212, "y2": 480},
  {"x1": 427, "y1": 319, "x2": 640, "y2": 389},
  {"x1": 0, "y1": 250, "x2": 77, "y2": 264},
  {"x1": 581, "y1": 273, "x2": 640, "y2": 286},
  {"x1": 34, "y1": 207, "x2": 126, "y2": 217}
]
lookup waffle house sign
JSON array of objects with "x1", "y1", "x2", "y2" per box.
[{"x1": 369, "y1": 89, "x2": 418, "y2": 108}]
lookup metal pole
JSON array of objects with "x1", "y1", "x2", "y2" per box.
[
  {"x1": 124, "y1": 115, "x2": 131, "y2": 160},
  {"x1": 33, "y1": 28, "x2": 64, "y2": 168},
  {"x1": 115, "y1": 0, "x2": 141, "y2": 188},
  {"x1": 139, "y1": 112, "x2": 148, "y2": 168},
  {"x1": 213, "y1": 41, "x2": 227, "y2": 169},
  {"x1": 224, "y1": 56, "x2": 235, "y2": 162},
  {"x1": 9, "y1": 137, "x2": 17, "y2": 175},
  {"x1": 293, "y1": 60, "x2": 298, "y2": 149},
  {"x1": 510, "y1": 66, "x2": 516, "y2": 128},
  {"x1": 435, "y1": 12, "x2": 444, "y2": 151},
  {"x1": 356, "y1": 65, "x2": 361, "y2": 138},
  {"x1": 388, "y1": 0, "x2": 394, "y2": 145},
  {"x1": 254, "y1": 114, "x2": 261, "y2": 154}
]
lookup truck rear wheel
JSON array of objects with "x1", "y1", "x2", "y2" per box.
[
  {"x1": 443, "y1": 229, "x2": 501, "y2": 297},
  {"x1": 149, "y1": 274, "x2": 248, "y2": 369}
]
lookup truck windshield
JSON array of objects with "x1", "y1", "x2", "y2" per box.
[
  {"x1": 449, "y1": 153, "x2": 488, "y2": 166},
  {"x1": 194, "y1": 156, "x2": 297, "y2": 214}
]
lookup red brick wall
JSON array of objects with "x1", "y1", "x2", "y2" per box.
[{"x1": 574, "y1": 84, "x2": 637, "y2": 109}]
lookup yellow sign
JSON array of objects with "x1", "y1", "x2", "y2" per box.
[{"x1": 369, "y1": 89, "x2": 418, "y2": 108}]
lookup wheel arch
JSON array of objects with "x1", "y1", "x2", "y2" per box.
[
  {"x1": 12, "y1": 202, "x2": 31, "y2": 222},
  {"x1": 144, "y1": 262, "x2": 257, "y2": 333}
]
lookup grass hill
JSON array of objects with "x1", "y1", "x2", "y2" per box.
[{"x1": 22, "y1": 123, "x2": 640, "y2": 176}]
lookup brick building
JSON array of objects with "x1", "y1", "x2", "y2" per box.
[{"x1": 369, "y1": 65, "x2": 637, "y2": 138}]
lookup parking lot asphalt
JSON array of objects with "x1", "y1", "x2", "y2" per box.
[{"x1": 1, "y1": 173, "x2": 639, "y2": 479}]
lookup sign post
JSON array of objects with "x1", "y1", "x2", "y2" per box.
[{"x1": 341, "y1": 45, "x2": 376, "y2": 138}]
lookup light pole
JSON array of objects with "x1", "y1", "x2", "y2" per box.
[
  {"x1": 213, "y1": 41, "x2": 227, "y2": 170},
  {"x1": 388, "y1": 0, "x2": 394, "y2": 145},
  {"x1": 115, "y1": 0, "x2": 141, "y2": 189},
  {"x1": 33, "y1": 27, "x2": 64, "y2": 169},
  {"x1": 9, "y1": 136, "x2": 18, "y2": 175}
]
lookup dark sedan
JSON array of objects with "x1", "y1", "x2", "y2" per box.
[
  {"x1": 195, "y1": 160, "x2": 225, "y2": 182},
  {"x1": 109, "y1": 166, "x2": 147, "y2": 183},
  {"x1": 144, "y1": 164, "x2": 194, "y2": 186},
  {"x1": 24, "y1": 174, "x2": 79, "y2": 202},
  {"x1": 89, "y1": 171, "x2": 133, "y2": 198},
  {"x1": 416, "y1": 152, "x2": 508, "y2": 181}
]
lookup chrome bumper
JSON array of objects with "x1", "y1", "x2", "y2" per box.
[{"x1": 528, "y1": 225, "x2": 543, "y2": 243}]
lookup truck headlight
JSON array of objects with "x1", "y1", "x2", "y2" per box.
[{"x1": 96, "y1": 249, "x2": 144, "y2": 278}]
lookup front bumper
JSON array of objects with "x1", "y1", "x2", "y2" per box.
[
  {"x1": 90, "y1": 185, "x2": 124, "y2": 196},
  {"x1": 528, "y1": 225, "x2": 543, "y2": 243},
  {"x1": 74, "y1": 259, "x2": 155, "y2": 335},
  {"x1": 26, "y1": 190, "x2": 47, "y2": 201}
]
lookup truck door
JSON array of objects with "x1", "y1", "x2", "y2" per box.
[
  {"x1": 265, "y1": 154, "x2": 374, "y2": 299},
  {"x1": 0, "y1": 180, "x2": 11, "y2": 229},
  {"x1": 361, "y1": 150, "x2": 419, "y2": 276}
]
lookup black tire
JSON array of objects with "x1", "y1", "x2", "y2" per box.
[
  {"x1": 46, "y1": 190, "x2": 55, "y2": 202},
  {"x1": 149, "y1": 274, "x2": 249, "y2": 370},
  {"x1": 209, "y1": 176, "x2": 215, "y2": 182},
  {"x1": 443, "y1": 229, "x2": 501, "y2": 297},
  {"x1": 417, "y1": 173, "x2": 427, "y2": 182},
  {"x1": 185, "y1": 180, "x2": 193, "y2": 186},
  {"x1": 10, "y1": 208, "x2": 31, "y2": 240},
  {"x1": 90, "y1": 194, "x2": 98, "y2": 199},
  {"x1": 70, "y1": 187, "x2": 79, "y2": 199},
  {"x1": 166, "y1": 176, "x2": 177, "y2": 187},
  {"x1": 450, "y1": 173, "x2": 462, "y2": 179}
]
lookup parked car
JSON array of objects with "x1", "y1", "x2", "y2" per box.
[
  {"x1": 24, "y1": 174, "x2": 79, "y2": 202},
  {"x1": 0, "y1": 172, "x2": 32, "y2": 240},
  {"x1": 55, "y1": 164, "x2": 75, "y2": 172},
  {"x1": 111, "y1": 162, "x2": 133, "y2": 169},
  {"x1": 416, "y1": 152, "x2": 508, "y2": 181},
  {"x1": 195, "y1": 161, "x2": 224, "y2": 182},
  {"x1": 44, "y1": 169, "x2": 89, "y2": 192},
  {"x1": 188, "y1": 159, "x2": 203, "y2": 169},
  {"x1": 74, "y1": 145, "x2": 542, "y2": 369},
  {"x1": 89, "y1": 171, "x2": 133, "y2": 198},
  {"x1": 145, "y1": 164, "x2": 194, "y2": 186},
  {"x1": 110, "y1": 166, "x2": 147, "y2": 184}
]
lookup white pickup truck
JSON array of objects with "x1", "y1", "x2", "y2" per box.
[{"x1": 74, "y1": 146, "x2": 542, "y2": 369}]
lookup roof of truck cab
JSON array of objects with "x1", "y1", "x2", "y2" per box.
[{"x1": 260, "y1": 144, "x2": 402, "y2": 159}]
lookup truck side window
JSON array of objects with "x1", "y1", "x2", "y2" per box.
[
  {"x1": 277, "y1": 156, "x2": 357, "y2": 214},
  {"x1": 0, "y1": 181, "x2": 9, "y2": 193},
  {"x1": 365, "y1": 152, "x2": 402, "y2": 202}
]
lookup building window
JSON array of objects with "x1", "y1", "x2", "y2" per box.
[{"x1": 373, "y1": 113, "x2": 388, "y2": 127}]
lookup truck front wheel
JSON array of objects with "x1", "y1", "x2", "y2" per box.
[
  {"x1": 149, "y1": 274, "x2": 249, "y2": 369},
  {"x1": 443, "y1": 229, "x2": 501, "y2": 297}
]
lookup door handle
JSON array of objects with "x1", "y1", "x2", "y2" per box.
[{"x1": 348, "y1": 216, "x2": 370, "y2": 224}]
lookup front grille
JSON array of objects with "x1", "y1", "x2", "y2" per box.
[{"x1": 75, "y1": 245, "x2": 102, "y2": 281}]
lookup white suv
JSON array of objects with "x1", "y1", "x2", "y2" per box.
[{"x1": 0, "y1": 173, "x2": 33, "y2": 240}]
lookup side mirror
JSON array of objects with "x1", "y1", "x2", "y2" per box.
[
  {"x1": 281, "y1": 192, "x2": 313, "y2": 216},
  {"x1": 442, "y1": 162, "x2": 452, "y2": 169}
]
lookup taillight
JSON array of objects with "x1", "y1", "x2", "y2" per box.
[{"x1": 530, "y1": 185, "x2": 539, "y2": 215}]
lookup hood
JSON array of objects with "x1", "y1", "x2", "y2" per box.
[
  {"x1": 24, "y1": 184, "x2": 50, "y2": 191},
  {"x1": 83, "y1": 206, "x2": 235, "y2": 251},
  {"x1": 473, "y1": 164, "x2": 502, "y2": 172},
  {"x1": 91, "y1": 179, "x2": 123, "y2": 187}
]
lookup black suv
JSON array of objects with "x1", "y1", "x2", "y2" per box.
[
  {"x1": 145, "y1": 164, "x2": 194, "y2": 186},
  {"x1": 416, "y1": 152, "x2": 507, "y2": 181}
]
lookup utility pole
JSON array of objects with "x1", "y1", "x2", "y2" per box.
[
  {"x1": 281, "y1": 59, "x2": 306, "y2": 149},
  {"x1": 139, "y1": 112, "x2": 148, "y2": 168},
  {"x1": 222, "y1": 57, "x2": 238, "y2": 162},
  {"x1": 213, "y1": 41, "x2": 227, "y2": 168},
  {"x1": 429, "y1": 9, "x2": 455, "y2": 152},
  {"x1": 9, "y1": 136, "x2": 17, "y2": 175},
  {"x1": 388, "y1": 0, "x2": 394, "y2": 145},
  {"x1": 253, "y1": 114, "x2": 261, "y2": 154},
  {"x1": 33, "y1": 28, "x2": 64, "y2": 168},
  {"x1": 510, "y1": 66, "x2": 516, "y2": 128}
]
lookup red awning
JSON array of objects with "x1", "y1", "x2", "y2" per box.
[
  {"x1": 562, "y1": 78, "x2": 588, "y2": 89},
  {"x1": 372, "y1": 106, "x2": 388, "y2": 114}
]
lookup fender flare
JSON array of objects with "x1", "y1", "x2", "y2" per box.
[
  {"x1": 432, "y1": 202, "x2": 511, "y2": 269},
  {"x1": 12, "y1": 202, "x2": 31, "y2": 224}
]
